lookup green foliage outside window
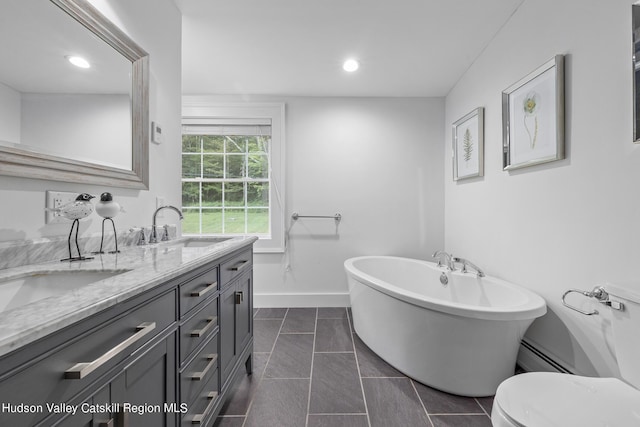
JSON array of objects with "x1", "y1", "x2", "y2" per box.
[{"x1": 181, "y1": 134, "x2": 270, "y2": 235}]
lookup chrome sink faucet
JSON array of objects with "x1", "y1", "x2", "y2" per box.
[
  {"x1": 432, "y1": 250, "x2": 456, "y2": 271},
  {"x1": 453, "y1": 257, "x2": 485, "y2": 277},
  {"x1": 149, "y1": 206, "x2": 183, "y2": 244}
]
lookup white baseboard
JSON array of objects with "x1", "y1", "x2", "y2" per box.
[{"x1": 254, "y1": 292, "x2": 350, "y2": 308}]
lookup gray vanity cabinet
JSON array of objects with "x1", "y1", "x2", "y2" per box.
[
  {"x1": 178, "y1": 245, "x2": 254, "y2": 426},
  {"x1": 178, "y1": 264, "x2": 221, "y2": 426},
  {"x1": 0, "y1": 287, "x2": 178, "y2": 427},
  {"x1": 219, "y1": 249, "x2": 254, "y2": 389},
  {"x1": 0, "y1": 242, "x2": 254, "y2": 427},
  {"x1": 110, "y1": 332, "x2": 177, "y2": 427},
  {"x1": 57, "y1": 332, "x2": 177, "y2": 427}
]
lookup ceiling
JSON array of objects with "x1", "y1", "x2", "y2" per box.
[
  {"x1": 178, "y1": 0, "x2": 524, "y2": 97},
  {"x1": 0, "y1": 0, "x2": 131, "y2": 94}
]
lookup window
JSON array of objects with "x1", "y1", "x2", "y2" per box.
[
  {"x1": 181, "y1": 126, "x2": 270, "y2": 235},
  {"x1": 181, "y1": 101, "x2": 285, "y2": 252}
]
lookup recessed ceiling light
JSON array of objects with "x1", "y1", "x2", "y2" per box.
[
  {"x1": 66, "y1": 55, "x2": 91, "y2": 69},
  {"x1": 343, "y1": 59, "x2": 359, "y2": 72}
]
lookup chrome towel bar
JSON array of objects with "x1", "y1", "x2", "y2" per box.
[
  {"x1": 562, "y1": 286, "x2": 624, "y2": 316},
  {"x1": 291, "y1": 212, "x2": 342, "y2": 222}
]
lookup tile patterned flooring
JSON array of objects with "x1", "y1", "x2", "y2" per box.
[{"x1": 213, "y1": 307, "x2": 494, "y2": 427}]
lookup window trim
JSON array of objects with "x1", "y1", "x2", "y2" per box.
[{"x1": 182, "y1": 98, "x2": 285, "y2": 253}]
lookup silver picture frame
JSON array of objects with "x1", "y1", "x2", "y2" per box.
[
  {"x1": 452, "y1": 107, "x2": 484, "y2": 181},
  {"x1": 502, "y1": 55, "x2": 564, "y2": 170}
]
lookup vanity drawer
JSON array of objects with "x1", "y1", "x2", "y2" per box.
[
  {"x1": 180, "y1": 266, "x2": 218, "y2": 316},
  {"x1": 220, "y1": 249, "x2": 252, "y2": 288},
  {"x1": 0, "y1": 290, "x2": 175, "y2": 427},
  {"x1": 181, "y1": 371, "x2": 220, "y2": 427},
  {"x1": 180, "y1": 297, "x2": 218, "y2": 363},
  {"x1": 180, "y1": 335, "x2": 219, "y2": 407}
]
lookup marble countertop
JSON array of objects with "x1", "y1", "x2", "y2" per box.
[{"x1": 0, "y1": 236, "x2": 257, "y2": 357}]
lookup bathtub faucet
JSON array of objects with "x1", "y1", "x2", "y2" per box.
[
  {"x1": 432, "y1": 250, "x2": 456, "y2": 271},
  {"x1": 452, "y1": 257, "x2": 485, "y2": 278}
]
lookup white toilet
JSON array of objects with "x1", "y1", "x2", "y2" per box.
[{"x1": 491, "y1": 284, "x2": 640, "y2": 426}]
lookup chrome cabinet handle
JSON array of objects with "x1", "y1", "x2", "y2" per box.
[
  {"x1": 235, "y1": 291, "x2": 244, "y2": 305},
  {"x1": 191, "y1": 392, "x2": 219, "y2": 424},
  {"x1": 119, "y1": 410, "x2": 129, "y2": 427},
  {"x1": 190, "y1": 316, "x2": 217, "y2": 338},
  {"x1": 190, "y1": 353, "x2": 218, "y2": 381},
  {"x1": 230, "y1": 260, "x2": 249, "y2": 272},
  {"x1": 65, "y1": 322, "x2": 156, "y2": 379},
  {"x1": 190, "y1": 281, "x2": 217, "y2": 298}
]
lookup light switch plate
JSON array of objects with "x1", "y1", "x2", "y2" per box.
[
  {"x1": 151, "y1": 121, "x2": 163, "y2": 144},
  {"x1": 155, "y1": 196, "x2": 166, "y2": 219}
]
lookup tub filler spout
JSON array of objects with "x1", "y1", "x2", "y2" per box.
[
  {"x1": 453, "y1": 257, "x2": 485, "y2": 278},
  {"x1": 432, "y1": 250, "x2": 456, "y2": 271}
]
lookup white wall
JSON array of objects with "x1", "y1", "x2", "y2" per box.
[
  {"x1": 21, "y1": 94, "x2": 131, "y2": 169},
  {"x1": 0, "y1": 82, "x2": 20, "y2": 144},
  {"x1": 199, "y1": 95, "x2": 445, "y2": 306},
  {"x1": 445, "y1": 0, "x2": 639, "y2": 377},
  {"x1": 0, "y1": 0, "x2": 182, "y2": 243}
]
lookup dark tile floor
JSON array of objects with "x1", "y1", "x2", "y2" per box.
[{"x1": 214, "y1": 307, "x2": 494, "y2": 427}]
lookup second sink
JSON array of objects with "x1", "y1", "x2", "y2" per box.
[{"x1": 0, "y1": 270, "x2": 129, "y2": 313}]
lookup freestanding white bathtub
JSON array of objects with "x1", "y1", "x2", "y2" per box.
[{"x1": 344, "y1": 256, "x2": 546, "y2": 397}]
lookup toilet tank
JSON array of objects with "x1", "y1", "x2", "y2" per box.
[{"x1": 608, "y1": 284, "x2": 640, "y2": 389}]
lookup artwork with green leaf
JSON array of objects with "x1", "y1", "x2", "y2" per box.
[{"x1": 452, "y1": 107, "x2": 484, "y2": 181}]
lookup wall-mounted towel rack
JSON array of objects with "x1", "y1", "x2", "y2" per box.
[
  {"x1": 562, "y1": 285, "x2": 624, "y2": 316},
  {"x1": 291, "y1": 212, "x2": 342, "y2": 222}
]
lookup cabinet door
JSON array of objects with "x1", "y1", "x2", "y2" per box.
[
  {"x1": 219, "y1": 271, "x2": 253, "y2": 387},
  {"x1": 219, "y1": 284, "x2": 237, "y2": 386},
  {"x1": 235, "y1": 271, "x2": 252, "y2": 354},
  {"x1": 112, "y1": 333, "x2": 177, "y2": 427}
]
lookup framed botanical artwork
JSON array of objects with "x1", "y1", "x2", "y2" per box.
[
  {"x1": 452, "y1": 107, "x2": 484, "y2": 181},
  {"x1": 502, "y1": 55, "x2": 565, "y2": 170}
]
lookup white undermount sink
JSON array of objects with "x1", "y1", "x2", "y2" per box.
[{"x1": 0, "y1": 270, "x2": 129, "y2": 313}]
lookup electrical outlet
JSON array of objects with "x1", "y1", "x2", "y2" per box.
[{"x1": 45, "y1": 191, "x2": 81, "y2": 224}]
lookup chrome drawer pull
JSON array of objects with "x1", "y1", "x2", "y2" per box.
[
  {"x1": 65, "y1": 322, "x2": 156, "y2": 380},
  {"x1": 191, "y1": 392, "x2": 218, "y2": 424},
  {"x1": 235, "y1": 291, "x2": 244, "y2": 305},
  {"x1": 230, "y1": 260, "x2": 249, "y2": 272},
  {"x1": 190, "y1": 353, "x2": 218, "y2": 381},
  {"x1": 190, "y1": 316, "x2": 217, "y2": 338},
  {"x1": 190, "y1": 281, "x2": 217, "y2": 298}
]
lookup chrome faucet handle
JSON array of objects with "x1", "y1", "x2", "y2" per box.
[
  {"x1": 133, "y1": 227, "x2": 146, "y2": 246},
  {"x1": 161, "y1": 224, "x2": 170, "y2": 241}
]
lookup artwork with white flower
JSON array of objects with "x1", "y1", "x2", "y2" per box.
[
  {"x1": 503, "y1": 55, "x2": 565, "y2": 170},
  {"x1": 452, "y1": 107, "x2": 483, "y2": 180},
  {"x1": 522, "y1": 91, "x2": 539, "y2": 148}
]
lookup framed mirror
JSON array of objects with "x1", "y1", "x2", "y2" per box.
[
  {"x1": 0, "y1": 0, "x2": 149, "y2": 189},
  {"x1": 634, "y1": 3, "x2": 640, "y2": 142}
]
